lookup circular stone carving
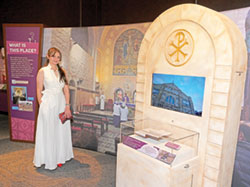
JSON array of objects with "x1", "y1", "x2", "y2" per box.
[{"x1": 165, "y1": 29, "x2": 194, "y2": 67}]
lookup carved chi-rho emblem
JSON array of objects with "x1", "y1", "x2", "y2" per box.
[{"x1": 165, "y1": 29, "x2": 194, "y2": 66}]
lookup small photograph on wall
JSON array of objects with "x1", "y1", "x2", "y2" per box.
[
  {"x1": 11, "y1": 86, "x2": 27, "y2": 105},
  {"x1": 151, "y1": 73, "x2": 205, "y2": 117},
  {"x1": 18, "y1": 100, "x2": 33, "y2": 112}
]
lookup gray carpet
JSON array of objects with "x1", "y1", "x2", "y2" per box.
[{"x1": 0, "y1": 113, "x2": 116, "y2": 187}]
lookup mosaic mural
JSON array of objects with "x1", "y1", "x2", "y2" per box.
[{"x1": 113, "y1": 29, "x2": 144, "y2": 76}]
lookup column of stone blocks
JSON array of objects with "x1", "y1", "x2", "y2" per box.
[
  {"x1": 135, "y1": 38, "x2": 150, "y2": 130},
  {"x1": 134, "y1": 4, "x2": 247, "y2": 187}
]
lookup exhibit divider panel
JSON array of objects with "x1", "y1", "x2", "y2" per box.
[
  {"x1": 3, "y1": 24, "x2": 43, "y2": 142},
  {"x1": 116, "y1": 4, "x2": 248, "y2": 187}
]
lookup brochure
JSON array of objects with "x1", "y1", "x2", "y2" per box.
[{"x1": 123, "y1": 136, "x2": 176, "y2": 165}]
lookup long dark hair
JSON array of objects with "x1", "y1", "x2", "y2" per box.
[{"x1": 46, "y1": 47, "x2": 68, "y2": 85}]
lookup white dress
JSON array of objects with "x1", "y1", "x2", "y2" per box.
[{"x1": 33, "y1": 64, "x2": 74, "y2": 170}]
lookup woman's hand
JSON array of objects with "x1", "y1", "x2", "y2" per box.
[{"x1": 64, "y1": 105, "x2": 72, "y2": 118}]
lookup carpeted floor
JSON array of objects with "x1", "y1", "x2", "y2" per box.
[{"x1": 0, "y1": 113, "x2": 116, "y2": 187}]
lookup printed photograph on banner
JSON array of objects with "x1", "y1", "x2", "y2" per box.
[
  {"x1": 222, "y1": 7, "x2": 250, "y2": 187},
  {"x1": 18, "y1": 100, "x2": 33, "y2": 112},
  {"x1": 42, "y1": 22, "x2": 151, "y2": 154},
  {"x1": 11, "y1": 86, "x2": 27, "y2": 105},
  {"x1": 151, "y1": 73, "x2": 205, "y2": 117}
]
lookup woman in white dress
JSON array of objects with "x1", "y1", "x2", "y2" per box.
[{"x1": 33, "y1": 47, "x2": 74, "y2": 170}]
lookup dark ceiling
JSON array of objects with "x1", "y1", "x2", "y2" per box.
[{"x1": 1, "y1": 0, "x2": 250, "y2": 46}]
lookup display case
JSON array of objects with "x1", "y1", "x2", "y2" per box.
[
  {"x1": 120, "y1": 119, "x2": 199, "y2": 166},
  {"x1": 117, "y1": 119, "x2": 200, "y2": 187},
  {"x1": 120, "y1": 119, "x2": 135, "y2": 141}
]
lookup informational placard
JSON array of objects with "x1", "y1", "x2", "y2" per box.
[
  {"x1": 123, "y1": 136, "x2": 176, "y2": 165},
  {"x1": 3, "y1": 24, "x2": 43, "y2": 142}
]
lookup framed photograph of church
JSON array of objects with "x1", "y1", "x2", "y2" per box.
[{"x1": 151, "y1": 73, "x2": 205, "y2": 117}]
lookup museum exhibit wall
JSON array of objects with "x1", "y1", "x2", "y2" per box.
[
  {"x1": 0, "y1": 3, "x2": 250, "y2": 186},
  {"x1": 42, "y1": 23, "x2": 150, "y2": 154},
  {"x1": 1, "y1": 0, "x2": 250, "y2": 47},
  {"x1": 134, "y1": 4, "x2": 248, "y2": 187},
  {"x1": 225, "y1": 8, "x2": 250, "y2": 187},
  {"x1": 38, "y1": 6, "x2": 250, "y2": 186}
]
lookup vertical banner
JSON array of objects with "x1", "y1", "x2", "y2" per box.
[{"x1": 3, "y1": 24, "x2": 43, "y2": 142}]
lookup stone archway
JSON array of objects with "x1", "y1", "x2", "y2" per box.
[{"x1": 135, "y1": 4, "x2": 247, "y2": 187}]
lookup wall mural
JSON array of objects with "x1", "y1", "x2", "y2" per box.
[
  {"x1": 229, "y1": 7, "x2": 250, "y2": 187},
  {"x1": 113, "y1": 29, "x2": 144, "y2": 76},
  {"x1": 42, "y1": 23, "x2": 149, "y2": 155}
]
